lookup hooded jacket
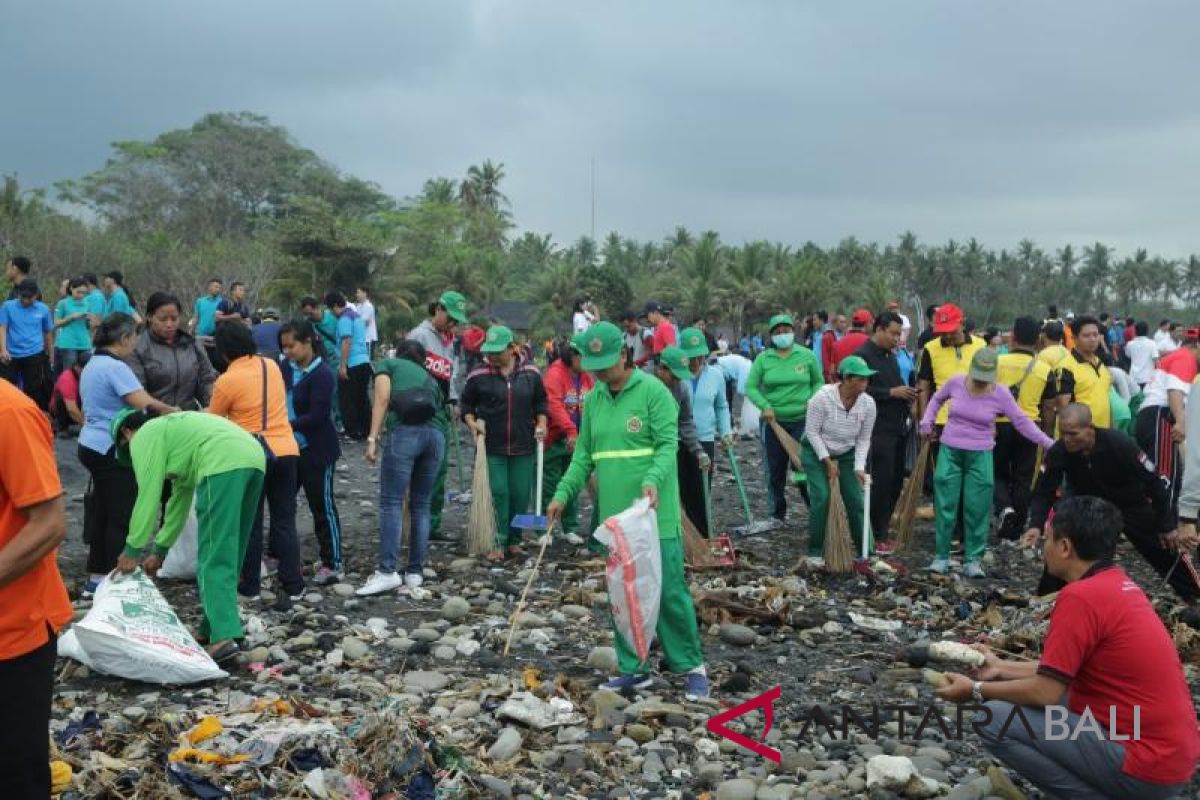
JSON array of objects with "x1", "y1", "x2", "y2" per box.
[
  {"x1": 460, "y1": 361, "x2": 547, "y2": 457},
  {"x1": 127, "y1": 328, "x2": 216, "y2": 409},
  {"x1": 543, "y1": 358, "x2": 595, "y2": 446}
]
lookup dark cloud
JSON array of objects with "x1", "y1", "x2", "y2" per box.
[{"x1": 3, "y1": 1, "x2": 1198, "y2": 254}]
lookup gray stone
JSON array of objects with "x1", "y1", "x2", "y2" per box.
[
  {"x1": 402, "y1": 670, "x2": 450, "y2": 692},
  {"x1": 715, "y1": 778, "x2": 758, "y2": 800},
  {"x1": 433, "y1": 645, "x2": 457, "y2": 660},
  {"x1": 562, "y1": 604, "x2": 591, "y2": 618},
  {"x1": 945, "y1": 778, "x2": 991, "y2": 800},
  {"x1": 487, "y1": 727, "x2": 523, "y2": 761},
  {"x1": 916, "y1": 745, "x2": 953, "y2": 763},
  {"x1": 626, "y1": 723, "x2": 654, "y2": 743},
  {"x1": 478, "y1": 775, "x2": 513, "y2": 798},
  {"x1": 587, "y1": 646, "x2": 618, "y2": 672},
  {"x1": 340, "y1": 637, "x2": 371, "y2": 661},
  {"x1": 719, "y1": 623, "x2": 758, "y2": 647},
  {"x1": 451, "y1": 701, "x2": 481, "y2": 719},
  {"x1": 304, "y1": 592, "x2": 324, "y2": 604},
  {"x1": 122, "y1": 706, "x2": 147, "y2": 722},
  {"x1": 448, "y1": 558, "x2": 477, "y2": 573},
  {"x1": 243, "y1": 646, "x2": 270, "y2": 663},
  {"x1": 441, "y1": 596, "x2": 471, "y2": 622},
  {"x1": 386, "y1": 637, "x2": 414, "y2": 652},
  {"x1": 698, "y1": 762, "x2": 725, "y2": 786},
  {"x1": 410, "y1": 628, "x2": 442, "y2": 642},
  {"x1": 331, "y1": 583, "x2": 356, "y2": 597}
]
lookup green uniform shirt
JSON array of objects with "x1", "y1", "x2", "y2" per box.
[
  {"x1": 373, "y1": 357, "x2": 448, "y2": 431},
  {"x1": 124, "y1": 412, "x2": 266, "y2": 558},
  {"x1": 551, "y1": 369, "x2": 681, "y2": 539},
  {"x1": 746, "y1": 345, "x2": 822, "y2": 422}
]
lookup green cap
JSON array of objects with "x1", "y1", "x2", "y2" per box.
[
  {"x1": 109, "y1": 407, "x2": 141, "y2": 467},
  {"x1": 969, "y1": 347, "x2": 998, "y2": 382},
  {"x1": 678, "y1": 327, "x2": 709, "y2": 358},
  {"x1": 658, "y1": 347, "x2": 692, "y2": 380},
  {"x1": 438, "y1": 290, "x2": 469, "y2": 323},
  {"x1": 768, "y1": 313, "x2": 795, "y2": 332},
  {"x1": 838, "y1": 355, "x2": 877, "y2": 379},
  {"x1": 577, "y1": 321, "x2": 625, "y2": 371},
  {"x1": 568, "y1": 332, "x2": 586, "y2": 354},
  {"x1": 480, "y1": 324, "x2": 514, "y2": 353}
]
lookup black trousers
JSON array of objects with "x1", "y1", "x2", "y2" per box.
[
  {"x1": 0, "y1": 351, "x2": 51, "y2": 410},
  {"x1": 868, "y1": 429, "x2": 908, "y2": 538},
  {"x1": 678, "y1": 442, "x2": 709, "y2": 536},
  {"x1": 339, "y1": 364, "x2": 373, "y2": 440},
  {"x1": 0, "y1": 632, "x2": 57, "y2": 799},
  {"x1": 78, "y1": 443, "x2": 139, "y2": 575},
  {"x1": 762, "y1": 418, "x2": 809, "y2": 520},
  {"x1": 1037, "y1": 506, "x2": 1200, "y2": 600},
  {"x1": 240, "y1": 455, "x2": 304, "y2": 596},
  {"x1": 992, "y1": 422, "x2": 1039, "y2": 539},
  {"x1": 297, "y1": 449, "x2": 343, "y2": 570},
  {"x1": 1135, "y1": 406, "x2": 1182, "y2": 512}
]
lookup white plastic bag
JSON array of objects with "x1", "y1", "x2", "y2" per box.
[
  {"x1": 65, "y1": 569, "x2": 226, "y2": 684},
  {"x1": 592, "y1": 498, "x2": 662, "y2": 662},
  {"x1": 740, "y1": 398, "x2": 762, "y2": 435},
  {"x1": 157, "y1": 505, "x2": 199, "y2": 580}
]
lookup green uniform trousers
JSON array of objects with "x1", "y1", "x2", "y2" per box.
[
  {"x1": 488, "y1": 453, "x2": 534, "y2": 547},
  {"x1": 801, "y1": 440, "x2": 871, "y2": 556},
  {"x1": 609, "y1": 537, "x2": 704, "y2": 675},
  {"x1": 934, "y1": 445, "x2": 992, "y2": 562},
  {"x1": 541, "y1": 439, "x2": 578, "y2": 534},
  {"x1": 195, "y1": 468, "x2": 264, "y2": 642}
]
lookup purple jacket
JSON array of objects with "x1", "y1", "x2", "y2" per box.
[{"x1": 920, "y1": 374, "x2": 1054, "y2": 452}]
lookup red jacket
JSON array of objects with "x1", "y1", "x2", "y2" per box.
[
  {"x1": 831, "y1": 330, "x2": 869, "y2": 377},
  {"x1": 543, "y1": 359, "x2": 595, "y2": 446}
]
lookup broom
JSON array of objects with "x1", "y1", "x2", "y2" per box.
[
  {"x1": 892, "y1": 438, "x2": 931, "y2": 551},
  {"x1": 467, "y1": 421, "x2": 497, "y2": 556},
  {"x1": 682, "y1": 511, "x2": 719, "y2": 569},
  {"x1": 823, "y1": 474, "x2": 856, "y2": 573},
  {"x1": 767, "y1": 418, "x2": 803, "y2": 471}
]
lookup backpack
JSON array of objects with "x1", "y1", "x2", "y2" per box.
[{"x1": 389, "y1": 383, "x2": 438, "y2": 425}]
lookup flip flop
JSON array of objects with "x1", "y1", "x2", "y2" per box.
[{"x1": 207, "y1": 640, "x2": 241, "y2": 665}]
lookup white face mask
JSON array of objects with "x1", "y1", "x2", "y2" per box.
[{"x1": 772, "y1": 333, "x2": 794, "y2": 349}]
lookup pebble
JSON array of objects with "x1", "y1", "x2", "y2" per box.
[
  {"x1": 488, "y1": 727, "x2": 523, "y2": 761},
  {"x1": 715, "y1": 778, "x2": 758, "y2": 800},
  {"x1": 410, "y1": 628, "x2": 442, "y2": 642},
  {"x1": 718, "y1": 623, "x2": 758, "y2": 646},
  {"x1": 561, "y1": 604, "x2": 590, "y2": 618},
  {"x1": 441, "y1": 596, "x2": 471, "y2": 621},
  {"x1": 331, "y1": 583, "x2": 356, "y2": 597},
  {"x1": 402, "y1": 670, "x2": 450, "y2": 692},
  {"x1": 455, "y1": 639, "x2": 481, "y2": 657},
  {"x1": 626, "y1": 723, "x2": 654, "y2": 743},
  {"x1": 243, "y1": 646, "x2": 270, "y2": 663},
  {"x1": 433, "y1": 645, "x2": 457, "y2": 660},
  {"x1": 386, "y1": 637, "x2": 413, "y2": 652},
  {"x1": 340, "y1": 637, "x2": 371, "y2": 661},
  {"x1": 450, "y1": 701, "x2": 481, "y2": 719},
  {"x1": 122, "y1": 706, "x2": 147, "y2": 722},
  {"x1": 304, "y1": 592, "x2": 324, "y2": 604},
  {"x1": 587, "y1": 646, "x2": 618, "y2": 672},
  {"x1": 478, "y1": 775, "x2": 513, "y2": 798}
]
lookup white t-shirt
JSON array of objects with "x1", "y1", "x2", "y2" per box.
[
  {"x1": 354, "y1": 300, "x2": 378, "y2": 343},
  {"x1": 1125, "y1": 337, "x2": 1158, "y2": 385},
  {"x1": 572, "y1": 310, "x2": 596, "y2": 334},
  {"x1": 1141, "y1": 367, "x2": 1191, "y2": 410},
  {"x1": 898, "y1": 313, "x2": 912, "y2": 346},
  {"x1": 1154, "y1": 329, "x2": 1178, "y2": 355},
  {"x1": 717, "y1": 353, "x2": 753, "y2": 395},
  {"x1": 624, "y1": 328, "x2": 650, "y2": 364}
]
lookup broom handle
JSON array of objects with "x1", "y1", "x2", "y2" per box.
[
  {"x1": 503, "y1": 520, "x2": 556, "y2": 656},
  {"x1": 452, "y1": 415, "x2": 465, "y2": 490},
  {"x1": 535, "y1": 439, "x2": 544, "y2": 514},
  {"x1": 725, "y1": 448, "x2": 754, "y2": 527},
  {"x1": 700, "y1": 461, "x2": 712, "y2": 536},
  {"x1": 861, "y1": 475, "x2": 871, "y2": 560}
]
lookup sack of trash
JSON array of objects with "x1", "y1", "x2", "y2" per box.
[
  {"x1": 157, "y1": 504, "x2": 199, "y2": 580},
  {"x1": 740, "y1": 398, "x2": 762, "y2": 435},
  {"x1": 592, "y1": 497, "x2": 662, "y2": 662},
  {"x1": 58, "y1": 569, "x2": 226, "y2": 684}
]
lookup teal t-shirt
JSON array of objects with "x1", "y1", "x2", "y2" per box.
[
  {"x1": 315, "y1": 311, "x2": 339, "y2": 367},
  {"x1": 55, "y1": 297, "x2": 93, "y2": 351},
  {"x1": 85, "y1": 288, "x2": 106, "y2": 317},
  {"x1": 105, "y1": 287, "x2": 134, "y2": 315},
  {"x1": 194, "y1": 294, "x2": 221, "y2": 336},
  {"x1": 373, "y1": 357, "x2": 446, "y2": 431}
]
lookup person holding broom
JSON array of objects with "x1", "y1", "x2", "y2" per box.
[
  {"x1": 541, "y1": 337, "x2": 594, "y2": 545},
  {"x1": 746, "y1": 313, "x2": 823, "y2": 523},
  {"x1": 801, "y1": 356, "x2": 878, "y2": 567},
  {"x1": 113, "y1": 409, "x2": 266, "y2": 663},
  {"x1": 545, "y1": 321, "x2": 709, "y2": 700},
  {"x1": 460, "y1": 325, "x2": 548, "y2": 561},
  {"x1": 920, "y1": 348, "x2": 1054, "y2": 577}
]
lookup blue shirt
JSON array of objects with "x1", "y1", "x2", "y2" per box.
[
  {"x1": 54, "y1": 297, "x2": 93, "y2": 351},
  {"x1": 0, "y1": 299, "x2": 53, "y2": 357},
  {"x1": 335, "y1": 308, "x2": 369, "y2": 368},
  {"x1": 85, "y1": 288, "x2": 106, "y2": 317},
  {"x1": 687, "y1": 364, "x2": 732, "y2": 442},
  {"x1": 79, "y1": 352, "x2": 144, "y2": 453},
  {"x1": 105, "y1": 287, "x2": 134, "y2": 316},
  {"x1": 194, "y1": 295, "x2": 222, "y2": 336}
]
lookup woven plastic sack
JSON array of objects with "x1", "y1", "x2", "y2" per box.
[
  {"x1": 62, "y1": 569, "x2": 226, "y2": 684},
  {"x1": 157, "y1": 504, "x2": 199, "y2": 580},
  {"x1": 740, "y1": 398, "x2": 762, "y2": 436},
  {"x1": 592, "y1": 498, "x2": 662, "y2": 662}
]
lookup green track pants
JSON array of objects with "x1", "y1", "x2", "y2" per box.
[
  {"x1": 801, "y1": 439, "x2": 871, "y2": 557},
  {"x1": 541, "y1": 439, "x2": 578, "y2": 534},
  {"x1": 488, "y1": 453, "x2": 535, "y2": 547},
  {"x1": 610, "y1": 537, "x2": 704, "y2": 675},
  {"x1": 195, "y1": 468, "x2": 264, "y2": 642},
  {"x1": 934, "y1": 444, "x2": 992, "y2": 562}
]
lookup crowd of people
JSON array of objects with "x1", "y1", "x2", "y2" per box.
[{"x1": 3, "y1": 250, "x2": 1200, "y2": 795}]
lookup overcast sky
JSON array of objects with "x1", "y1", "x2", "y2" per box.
[{"x1": 4, "y1": 1, "x2": 1199, "y2": 256}]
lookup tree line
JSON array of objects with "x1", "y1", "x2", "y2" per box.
[{"x1": 1, "y1": 111, "x2": 1193, "y2": 342}]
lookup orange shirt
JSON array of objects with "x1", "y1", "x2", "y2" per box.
[
  {"x1": 209, "y1": 355, "x2": 301, "y2": 458},
  {"x1": 0, "y1": 379, "x2": 72, "y2": 660}
]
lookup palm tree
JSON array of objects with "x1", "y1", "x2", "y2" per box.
[
  {"x1": 677, "y1": 231, "x2": 725, "y2": 320},
  {"x1": 722, "y1": 241, "x2": 771, "y2": 336},
  {"x1": 1080, "y1": 243, "x2": 1112, "y2": 310},
  {"x1": 419, "y1": 178, "x2": 456, "y2": 205},
  {"x1": 459, "y1": 160, "x2": 509, "y2": 214},
  {"x1": 769, "y1": 251, "x2": 830, "y2": 319}
]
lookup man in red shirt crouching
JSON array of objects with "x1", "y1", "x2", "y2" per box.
[{"x1": 937, "y1": 495, "x2": 1200, "y2": 798}]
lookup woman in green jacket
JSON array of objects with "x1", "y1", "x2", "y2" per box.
[
  {"x1": 113, "y1": 410, "x2": 266, "y2": 663},
  {"x1": 746, "y1": 313, "x2": 823, "y2": 522}
]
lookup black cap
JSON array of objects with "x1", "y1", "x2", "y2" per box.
[
  {"x1": 15, "y1": 278, "x2": 38, "y2": 297},
  {"x1": 643, "y1": 301, "x2": 665, "y2": 315}
]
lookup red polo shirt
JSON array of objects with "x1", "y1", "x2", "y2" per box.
[
  {"x1": 1038, "y1": 565, "x2": 1200, "y2": 784},
  {"x1": 650, "y1": 320, "x2": 676, "y2": 356},
  {"x1": 831, "y1": 330, "x2": 869, "y2": 373}
]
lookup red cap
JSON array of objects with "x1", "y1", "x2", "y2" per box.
[
  {"x1": 1185, "y1": 327, "x2": 1200, "y2": 342},
  {"x1": 851, "y1": 308, "x2": 873, "y2": 326},
  {"x1": 932, "y1": 303, "x2": 964, "y2": 334},
  {"x1": 462, "y1": 325, "x2": 486, "y2": 354}
]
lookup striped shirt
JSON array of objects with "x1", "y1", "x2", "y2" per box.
[{"x1": 802, "y1": 383, "x2": 877, "y2": 470}]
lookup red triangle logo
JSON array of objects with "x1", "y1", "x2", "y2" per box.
[{"x1": 705, "y1": 685, "x2": 782, "y2": 763}]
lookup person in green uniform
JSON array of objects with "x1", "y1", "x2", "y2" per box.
[
  {"x1": 113, "y1": 410, "x2": 266, "y2": 663},
  {"x1": 746, "y1": 313, "x2": 823, "y2": 521},
  {"x1": 546, "y1": 321, "x2": 709, "y2": 700}
]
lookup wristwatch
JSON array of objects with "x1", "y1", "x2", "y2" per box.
[{"x1": 971, "y1": 681, "x2": 985, "y2": 703}]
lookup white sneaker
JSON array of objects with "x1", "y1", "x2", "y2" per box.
[
  {"x1": 564, "y1": 532, "x2": 585, "y2": 546},
  {"x1": 928, "y1": 558, "x2": 950, "y2": 574},
  {"x1": 404, "y1": 573, "x2": 424, "y2": 590},
  {"x1": 356, "y1": 571, "x2": 402, "y2": 596},
  {"x1": 964, "y1": 561, "x2": 986, "y2": 579}
]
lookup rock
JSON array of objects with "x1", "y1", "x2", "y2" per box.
[
  {"x1": 719, "y1": 623, "x2": 758, "y2": 646},
  {"x1": 626, "y1": 723, "x2": 654, "y2": 743},
  {"x1": 386, "y1": 637, "x2": 414, "y2": 652},
  {"x1": 455, "y1": 639, "x2": 481, "y2": 657},
  {"x1": 441, "y1": 596, "x2": 471, "y2": 622},
  {"x1": 433, "y1": 645, "x2": 457, "y2": 660},
  {"x1": 916, "y1": 745, "x2": 953, "y2": 763},
  {"x1": 697, "y1": 762, "x2": 725, "y2": 786},
  {"x1": 478, "y1": 775, "x2": 513, "y2": 798},
  {"x1": 451, "y1": 701, "x2": 481, "y2": 719},
  {"x1": 447, "y1": 558, "x2": 477, "y2": 573},
  {"x1": 587, "y1": 646, "x2": 618, "y2": 672},
  {"x1": 488, "y1": 727, "x2": 523, "y2": 761},
  {"x1": 243, "y1": 646, "x2": 270, "y2": 663},
  {"x1": 497, "y1": 693, "x2": 585, "y2": 729},
  {"x1": 331, "y1": 583, "x2": 356, "y2": 597},
  {"x1": 715, "y1": 778, "x2": 757, "y2": 800},
  {"x1": 122, "y1": 706, "x2": 147, "y2": 722},
  {"x1": 562, "y1": 604, "x2": 591, "y2": 618},
  {"x1": 340, "y1": 637, "x2": 371, "y2": 661},
  {"x1": 410, "y1": 628, "x2": 442, "y2": 642},
  {"x1": 946, "y1": 777, "x2": 992, "y2": 800},
  {"x1": 866, "y1": 755, "x2": 917, "y2": 789},
  {"x1": 402, "y1": 670, "x2": 450, "y2": 692},
  {"x1": 986, "y1": 766, "x2": 1025, "y2": 800},
  {"x1": 755, "y1": 785, "x2": 792, "y2": 800}
]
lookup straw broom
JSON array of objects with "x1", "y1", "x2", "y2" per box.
[
  {"x1": 892, "y1": 438, "x2": 931, "y2": 551},
  {"x1": 467, "y1": 421, "x2": 497, "y2": 556},
  {"x1": 767, "y1": 418, "x2": 803, "y2": 471},
  {"x1": 682, "y1": 511, "x2": 721, "y2": 569},
  {"x1": 823, "y1": 475, "x2": 856, "y2": 573}
]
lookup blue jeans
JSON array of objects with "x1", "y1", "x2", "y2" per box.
[{"x1": 379, "y1": 425, "x2": 445, "y2": 575}]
